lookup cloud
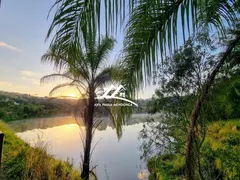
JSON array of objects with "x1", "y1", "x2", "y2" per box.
[
  {"x1": 32, "y1": 80, "x2": 40, "y2": 85},
  {"x1": 21, "y1": 77, "x2": 31, "y2": 81},
  {"x1": 21, "y1": 71, "x2": 40, "y2": 85},
  {"x1": 0, "y1": 81, "x2": 12, "y2": 86},
  {"x1": 21, "y1": 70, "x2": 35, "y2": 76},
  {"x1": 21, "y1": 77, "x2": 40, "y2": 85},
  {"x1": 15, "y1": 85, "x2": 25, "y2": 89},
  {"x1": 0, "y1": 41, "x2": 22, "y2": 52}
]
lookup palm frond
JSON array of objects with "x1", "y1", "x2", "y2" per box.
[
  {"x1": 47, "y1": 0, "x2": 84, "y2": 43},
  {"x1": 41, "y1": 72, "x2": 81, "y2": 85},
  {"x1": 94, "y1": 36, "x2": 115, "y2": 72},
  {"x1": 48, "y1": 81, "x2": 83, "y2": 97},
  {"x1": 119, "y1": 0, "x2": 189, "y2": 98},
  {"x1": 198, "y1": 0, "x2": 237, "y2": 35},
  {"x1": 47, "y1": 0, "x2": 101, "y2": 53},
  {"x1": 114, "y1": 59, "x2": 139, "y2": 98},
  {"x1": 94, "y1": 66, "x2": 115, "y2": 88},
  {"x1": 41, "y1": 72, "x2": 87, "y2": 92},
  {"x1": 41, "y1": 44, "x2": 69, "y2": 70},
  {"x1": 41, "y1": 42, "x2": 81, "y2": 73},
  {"x1": 85, "y1": 32, "x2": 97, "y2": 74},
  {"x1": 40, "y1": 73, "x2": 73, "y2": 84},
  {"x1": 121, "y1": 0, "x2": 238, "y2": 98},
  {"x1": 47, "y1": 0, "x2": 238, "y2": 73}
]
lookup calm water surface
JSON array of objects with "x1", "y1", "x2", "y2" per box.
[{"x1": 8, "y1": 114, "x2": 150, "y2": 180}]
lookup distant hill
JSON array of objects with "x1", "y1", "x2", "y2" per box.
[
  {"x1": 0, "y1": 90, "x2": 150, "y2": 121},
  {"x1": 0, "y1": 90, "x2": 77, "y2": 121}
]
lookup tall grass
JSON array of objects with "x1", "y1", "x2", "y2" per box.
[{"x1": 0, "y1": 121, "x2": 81, "y2": 180}]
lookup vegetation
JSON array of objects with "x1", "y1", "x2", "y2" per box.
[
  {"x1": 46, "y1": 0, "x2": 239, "y2": 179},
  {"x1": 1, "y1": 0, "x2": 239, "y2": 179},
  {"x1": 41, "y1": 32, "x2": 122, "y2": 179},
  {"x1": 0, "y1": 91, "x2": 76, "y2": 121},
  {"x1": 0, "y1": 120, "x2": 81, "y2": 180},
  {"x1": 146, "y1": 119, "x2": 240, "y2": 180},
  {"x1": 0, "y1": 90, "x2": 148, "y2": 122},
  {"x1": 140, "y1": 31, "x2": 240, "y2": 179}
]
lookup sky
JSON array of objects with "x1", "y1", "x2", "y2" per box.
[{"x1": 0, "y1": 0, "x2": 157, "y2": 99}]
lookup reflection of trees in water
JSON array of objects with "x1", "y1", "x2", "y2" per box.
[
  {"x1": 7, "y1": 114, "x2": 150, "y2": 133},
  {"x1": 7, "y1": 116, "x2": 78, "y2": 132}
]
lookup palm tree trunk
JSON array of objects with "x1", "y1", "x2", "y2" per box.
[
  {"x1": 185, "y1": 35, "x2": 240, "y2": 180},
  {"x1": 81, "y1": 85, "x2": 95, "y2": 180}
]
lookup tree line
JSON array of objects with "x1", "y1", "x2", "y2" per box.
[{"x1": 0, "y1": 91, "x2": 75, "y2": 121}]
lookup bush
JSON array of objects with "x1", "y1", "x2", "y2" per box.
[
  {"x1": 146, "y1": 119, "x2": 240, "y2": 180},
  {"x1": 147, "y1": 154, "x2": 185, "y2": 180}
]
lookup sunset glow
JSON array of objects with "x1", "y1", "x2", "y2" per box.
[{"x1": 65, "y1": 92, "x2": 80, "y2": 99}]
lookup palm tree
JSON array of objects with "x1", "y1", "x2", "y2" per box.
[
  {"x1": 46, "y1": 1, "x2": 239, "y2": 179},
  {"x1": 41, "y1": 34, "x2": 116, "y2": 180}
]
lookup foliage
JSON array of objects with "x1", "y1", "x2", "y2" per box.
[
  {"x1": 202, "y1": 75, "x2": 240, "y2": 121},
  {"x1": 139, "y1": 115, "x2": 187, "y2": 161},
  {"x1": 0, "y1": 121, "x2": 81, "y2": 180},
  {"x1": 118, "y1": 0, "x2": 238, "y2": 98},
  {"x1": 201, "y1": 120, "x2": 240, "y2": 179},
  {"x1": 147, "y1": 154, "x2": 185, "y2": 180},
  {"x1": 147, "y1": 32, "x2": 217, "y2": 114},
  {"x1": 154, "y1": 34, "x2": 216, "y2": 94},
  {"x1": 144, "y1": 119, "x2": 240, "y2": 180},
  {"x1": 142, "y1": 29, "x2": 240, "y2": 179},
  {"x1": 147, "y1": 29, "x2": 240, "y2": 120},
  {"x1": 141, "y1": 34, "x2": 216, "y2": 164},
  {"x1": 46, "y1": 1, "x2": 240, "y2": 179},
  {"x1": 41, "y1": 31, "x2": 133, "y2": 178},
  {"x1": 0, "y1": 91, "x2": 75, "y2": 121},
  {"x1": 40, "y1": 34, "x2": 126, "y2": 137},
  {"x1": 47, "y1": 0, "x2": 239, "y2": 98}
]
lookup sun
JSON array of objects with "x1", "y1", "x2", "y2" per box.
[
  {"x1": 66, "y1": 93, "x2": 79, "y2": 99},
  {"x1": 60, "y1": 88, "x2": 81, "y2": 99}
]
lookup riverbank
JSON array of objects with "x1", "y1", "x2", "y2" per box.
[
  {"x1": 0, "y1": 120, "x2": 81, "y2": 180},
  {"x1": 147, "y1": 119, "x2": 240, "y2": 180}
]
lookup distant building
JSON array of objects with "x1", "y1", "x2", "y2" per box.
[{"x1": 13, "y1": 102, "x2": 20, "y2": 105}]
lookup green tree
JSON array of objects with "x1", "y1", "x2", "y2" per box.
[
  {"x1": 41, "y1": 34, "x2": 116, "y2": 180},
  {"x1": 0, "y1": 109, "x2": 6, "y2": 118},
  {"x1": 142, "y1": 33, "x2": 240, "y2": 179},
  {"x1": 23, "y1": 105, "x2": 31, "y2": 116},
  {"x1": 142, "y1": 34, "x2": 216, "y2": 175}
]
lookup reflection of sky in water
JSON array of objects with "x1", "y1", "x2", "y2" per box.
[{"x1": 15, "y1": 118, "x2": 148, "y2": 180}]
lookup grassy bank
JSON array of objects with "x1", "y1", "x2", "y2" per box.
[
  {"x1": 147, "y1": 119, "x2": 240, "y2": 180},
  {"x1": 0, "y1": 121, "x2": 81, "y2": 180}
]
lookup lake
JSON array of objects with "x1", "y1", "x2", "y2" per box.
[{"x1": 7, "y1": 114, "x2": 151, "y2": 180}]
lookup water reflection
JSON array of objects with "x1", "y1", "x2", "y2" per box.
[
  {"x1": 8, "y1": 114, "x2": 149, "y2": 133},
  {"x1": 7, "y1": 114, "x2": 150, "y2": 180}
]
